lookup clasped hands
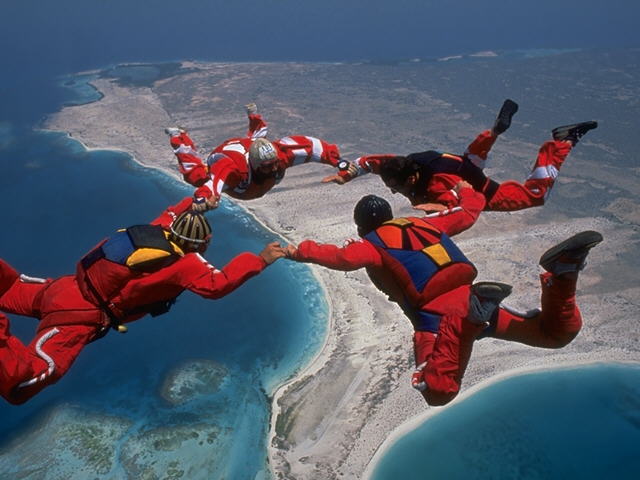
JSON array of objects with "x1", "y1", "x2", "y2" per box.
[{"x1": 259, "y1": 243, "x2": 299, "y2": 265}]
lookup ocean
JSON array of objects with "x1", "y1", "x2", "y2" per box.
[
  {"x1": 0, "y1": 73, "x2": 327, "y2": 478},
  {"x1": 1, "y1": 50, "x2": 639, "y2": 478},
  {"x1": 369, "y1": 363, "x2": 640, "y2": 480}
]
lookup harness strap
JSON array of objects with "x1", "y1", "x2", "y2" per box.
[
  {"x1": 457, "y1": 158, "x2": 500, "y2": 201},
  {"x1": 81, "y1": 243, "x2": 106, "y2": 270},
  {"x1": 80, "y1": 269, "x2": 125, "y2": 336}
]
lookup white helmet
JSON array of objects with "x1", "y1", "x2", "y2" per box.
[{"x1": 248, "y1": 138, "x2": 278, "y2": 170}]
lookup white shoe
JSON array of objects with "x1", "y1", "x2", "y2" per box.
[{"x1": 164, "y1": 126, "x2": 186, "y2": 137}]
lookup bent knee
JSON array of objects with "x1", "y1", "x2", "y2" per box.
[
  {"x1": 3, "y1": 393, "x2": 31, "y2": 405},
  {"x1": 1, "y1": 385, "x2": 36, "y2": 405},
  {"x1": 0, "y1": 260, "x2": 20, "y2": 296},
  {"x1": 422, "y1": 388, "x2": 459, "y2": 407},
  {"x1": 544, "y1": 330, "x2": 580, "y2": 349}
]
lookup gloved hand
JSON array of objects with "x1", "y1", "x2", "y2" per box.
[
  {"x1": 411, "y1": 362, "x2": 427, "y2": 392},
  {"x1": 245, "y1": 103, "x2": 258, "y2": 115},
  {"x1": 340, "y1": 160, "x2": 358, "y2": 178},
  {"x1": 192, "y1": 196, "x2": 219, "y2": 212},
  {"x1": 321, "y1": 161, "x2": 358, "y2": 184}
]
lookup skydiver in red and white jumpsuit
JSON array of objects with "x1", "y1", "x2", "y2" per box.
[
  {"x1": 284, "y1": 185, "x2": 602, "y2": 406},
  {"x1": 166, "y1": 103, "x2": 347, "y2": 210},
  {"x1": 0, "y1": 197, "x2": 285, "y2": 405},
  {"x1": 323, "y1": 99, "x2": 598, "y2": 212}
]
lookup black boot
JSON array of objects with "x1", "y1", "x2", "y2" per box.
[
  {"x1": 539, "y1": 230, "x2": 603, "y2": 276},
  {"x1": 492, "y1": 99, "x2": 519, "y2": 135},
  {"x1": 551, "y1": 121, "x2": 598, "y2": 146},
  {"x1": 468, "y1": 282, "x2": 513, "y2": 325}
]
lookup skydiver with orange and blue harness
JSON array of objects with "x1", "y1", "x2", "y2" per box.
[{"x1": 284, "y1": 186, "x2": 602, "y2": 405}]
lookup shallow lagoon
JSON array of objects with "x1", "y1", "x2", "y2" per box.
[
  {"x1": 369, "y1": 363, "x2": 640, "y2": 480},
  {"x1": 0, "y1": 125, "x2": 327, "y2": 478}
]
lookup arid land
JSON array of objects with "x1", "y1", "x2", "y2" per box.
[{"x1": 45, "y1": 55, "x2": 640, "y2": 479}]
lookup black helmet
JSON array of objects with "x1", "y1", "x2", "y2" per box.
[
  {"x1": 169, "y1": 211, "x2": 212, "y2": 252},
  {"x1": 353, "y1": 195, "x2": 393, "y2": 235}
]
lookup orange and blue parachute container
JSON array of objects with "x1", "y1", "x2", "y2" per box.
[{"x1": 365, "y1": 217, "x2": 477, "y2": 311}]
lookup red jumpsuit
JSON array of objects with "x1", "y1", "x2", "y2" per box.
[
  {"x1": 291, "y1": 188, "x2": 583, "y2": 406},
  {"x1": 168, "y1": 112, "x2": 343, "y2": 201},
  {"x1": 348, "y1": 130, "x2": 572, "y2": 211},
  {"x1": 0, "y1": 197, "x2": 269, "y2": 405}
]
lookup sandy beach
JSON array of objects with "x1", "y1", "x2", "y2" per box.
[{"x1": 43, "y1": 61, "x2": 640, "y2": 479}]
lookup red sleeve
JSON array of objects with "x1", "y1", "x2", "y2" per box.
[
  {"x1": 355, "y1": 154, "x2": 397, "y2": 175},
  {"x1": 247, "y1": 113, "x2": 268, "y2": 138},
  {"x1": 319, "y1": 140, "x2": 341, "y2": 168},
  {"x1": 293, "y1": 239, "x2": 382, "y2": 270},
  {"x1": 113, "y1": 252, "x2": 268, "y2": 312},
  {"x1": 150, "y1": 197, "x2": 194, "y2": 228},
  {"x1": 425, "y1": 187, "x2": 485, "y2": 236},
  {"x1": 339, "y1": 154, "x2": 397, "y2": 183},
  {"x1": 426, "y1": 173, "x2": 462, "y2": 207},
  {"x1": 183, "y1": 252, "x2": 267, "y2": 299},
  {"x1": 275, "y1": 136, "x2": 341, "y2": 169},
  {"x1": 194, "y1": 155, "x2": 246, "y2": 199}
]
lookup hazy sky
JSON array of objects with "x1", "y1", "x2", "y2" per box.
[{"x1": 2, "y1": 0, "x2": 638, "y2": 74}]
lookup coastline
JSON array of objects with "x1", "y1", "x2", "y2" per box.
[
  {"x1": 41, "y1": 81, "x2": 340, "y2": 477},
  {"x1": 363, "y1": 359, "x2": 640, "y2": 479},
  {"x1": 43, "y1": 61, "x2": 640, "y2": 479},
  {"x1": 43, "y1": 128, "x2": 336, "y2": 388},
  {"x1": 45, "y1": 123, "x2": 337, "y2": 477}
]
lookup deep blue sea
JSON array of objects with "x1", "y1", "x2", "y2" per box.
[
  {"x1": 0, "y1": 70, "x2": 326, "y2": 478},
  {"x1": 370, "y1": 364, "x2": 640, "y2": 480}
]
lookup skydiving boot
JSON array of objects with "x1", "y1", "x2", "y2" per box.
[
  {"x1": 492, "y1": 99, "x2": 519, "y2": 135},
  {"x1": 551, "y1": 121, "x2": 598, "y2": 146},
  {"x1": 539, "y1": 230, "x2": 603, "y2": 276},
  {"x1": 468, "y1": 282, "x2": 513, "y2": 326}
]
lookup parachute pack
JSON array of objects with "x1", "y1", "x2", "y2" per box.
[
  {"x1": 77, "y1": 225, "x2": 184, "y2": 335},
  {"x1": 88, "y1": 224, "x2": 183, "y2": 272}
]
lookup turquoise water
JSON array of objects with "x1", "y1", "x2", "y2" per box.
[
  {"x1": 370, "y1": 364, "x2": 640, "y2": 480},
  {"x1": 0, "y1": 80, "x2": 327, "y2": 478}
]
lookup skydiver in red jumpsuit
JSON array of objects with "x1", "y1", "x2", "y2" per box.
[
  {"x1": 323, "y1": 99, "x2": 598, "y2": 212},
  {"x1": 0, "y1": 197, "x2": 285, "y2": 404},
  {"x1": 165, "y1": 103, "x2": 349, "y2": 211},
  {"x1": 284, "y1": 188, "x2": 602, "y2": 406}
]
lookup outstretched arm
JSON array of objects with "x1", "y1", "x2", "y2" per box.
[
  {"x1": 288, "y1": 238, "x2": 382, "y2": 270},
  {"x1": 276, "y1": 135, "x2": 343, "y2": 172},
  {"x1": 321, "y1": 153, "x2": 398, "y2": 185},
  {"x1": 185, "y1": 242, "x2": 285, "y2": 299},
  {"x1": 424, "y1": 182, "x2": 486, "y2": 237},
  {"x1": 190, "y1": 153, "x2": 250, "y2": 210},
  {"x1": 151, "y1": 196, "x2": 195, "y2": 228}
]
